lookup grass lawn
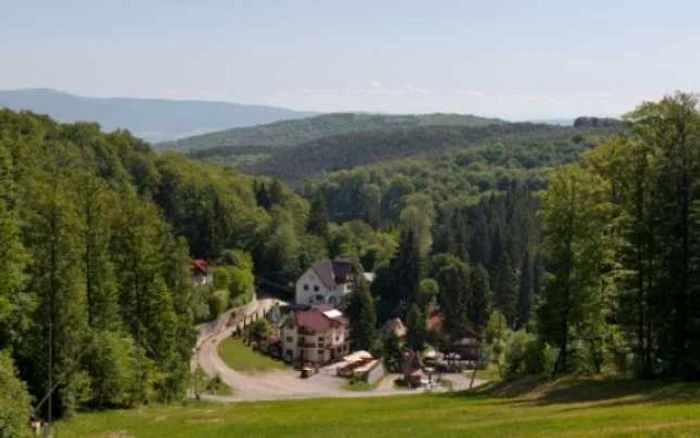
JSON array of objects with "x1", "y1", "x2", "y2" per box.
[
  {"x1": 467, "y1": 364, "x2": 504, "y2": 382},
  {"x1": 218, "y1": 337, "x2": 287, "y2": 373},
  {"x1": 56, "y1": 378, "x2": 700, "y2": 437}
]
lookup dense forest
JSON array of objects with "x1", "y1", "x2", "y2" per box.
[
  {"x1": 329, "y1": 94, "x2": 700, "y2": 384},
  {"x1": 159, "y1": 112, "x2": 504, "y2": 152},
  {"x1": 242, "y1": 123, "x2": 618, "y2": 181},
  {"x1": 535, "y1": 93, "x2": 700, "y2": 378},
  {"x1": 0, "y1": 110, "x2": 364, "y2": 432}
]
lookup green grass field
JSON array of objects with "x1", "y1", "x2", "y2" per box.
[
  {"x1": 56, "y1": 378, "x2": 700, "y2": 437},
  {"x1": 469, "y1": 364, "x2": 504, "y2": 382},
  {"x1": 217, "y1": 338, "x2": 287, "y2": 373}
]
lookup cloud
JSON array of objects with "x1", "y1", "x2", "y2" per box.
[
  {"x1": 278, "y1": 82, "x2": 434, "y2": 98},
  {"x1": 404, "y1": 84, "x2": 432, "y2": 96},
  {"x1": 454, "y1": 89, "x2": 485, "y2": 97}
]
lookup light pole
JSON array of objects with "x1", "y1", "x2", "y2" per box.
[{"x1": 46, "y1": 316, "x2": 52, "y2": 438}]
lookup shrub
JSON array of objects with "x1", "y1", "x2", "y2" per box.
[{"x1": 502, "y1": 330, "x2": 555, "y2": 377}]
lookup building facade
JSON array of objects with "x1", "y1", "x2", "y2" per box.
[
  {"x1": 280, "y1": 306, "x2": 351, "y2": 366},
  {"x1": 295, "y1": 259, "x2": 357, "y2": 306}
]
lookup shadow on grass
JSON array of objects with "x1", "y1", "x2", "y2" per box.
[{"x1": 445, "y1": 375, "x2": 700, "y2": 409}]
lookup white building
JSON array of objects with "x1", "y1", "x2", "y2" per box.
[
  {"x1": 280, "y1": 305, "x2": 351, "y2": 365},
  {"x1": 295, "y1": 259, "x2": 357, "y2": 306}
]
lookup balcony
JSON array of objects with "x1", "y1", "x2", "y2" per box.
[
  {"x1": 298, "y1": 328, "x2": 316, "y2": 336},
  {"x1": 298, "y1": 340, "x2": 316, "y2": 348}
]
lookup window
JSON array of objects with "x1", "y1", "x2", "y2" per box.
[
  {"x1": 318, "y1": 336, "x2": 324, "y2": 342},
  {"x1": 303, "y1": 284, "x2": 309, "y2": 291},
  {"x1": 313, "y1": 285, "x2": 319, "y2": 292},
  {"x1": 286, "y1": 337, "x2": 293, "y2": 343},
  {"x1": 318, "y1": 349, "x2": 324, "y2": 356}
]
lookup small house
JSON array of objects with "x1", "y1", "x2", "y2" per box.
[{"x1": 192, "y1": 259, "x2": 213, "y2": 286}]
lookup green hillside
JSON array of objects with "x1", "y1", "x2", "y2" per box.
[
  {"x1": 242, "y1": 122, "x2": 616, "y2": 182},
  {"x1": 158, "y1": 112, "x2": 504, "y2": 151},
  {"x1": 57, "y1": 379, "x2": 700, "y2": 438}
]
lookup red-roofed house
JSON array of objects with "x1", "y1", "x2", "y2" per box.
[
  {"x1": 295, "y1": 258, "x2": 358, "y2": 306},
  {"x1": 192, "y1": 259, "x2": 213, "y2": 286},
  {"x1": 280, "y1": 305, "x2": 351, "y2": 366}
]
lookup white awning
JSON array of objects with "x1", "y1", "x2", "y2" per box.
[{"x1": 323, "y1": 309, "x2": 343, "y2": 319}]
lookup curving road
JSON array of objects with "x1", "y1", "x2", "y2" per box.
[{"x1": 193, "y1": 295, "x2": 485, "y2": 402}]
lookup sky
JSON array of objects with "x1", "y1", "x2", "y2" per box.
[{"x1": 1, "y1": 0, "x2": 699, "y2": 119}]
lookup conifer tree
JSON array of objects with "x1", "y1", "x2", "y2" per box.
[
  {"x1": 468, "y1": 264, "x2": 491, "y2": 335},
  {"x1": 405, "y1": 303, "x2": 427, "y2": 351},
  {"x1": 346, "y1": 278, "x2": 377, "y2": 351},
  {"x1": 384, "y1": 228, "x2": 422, "y2": 318},
  {"x1": 307, "y1": 191, "x2": 330, "y2": 238},
  {"x1": 436, "y1": 258, "x2": 470, "y2": 340},
  {"x1": 516, "y1": 252, "x2": 533, "y2": 330}
]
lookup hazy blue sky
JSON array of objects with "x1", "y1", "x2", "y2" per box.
[{"x1": 1, "y1": 0, "x2": 698, "y2": 119}]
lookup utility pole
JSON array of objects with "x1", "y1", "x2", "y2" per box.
[{"x1": 46, "y1": 316, "x2": 52, "y2": 438}]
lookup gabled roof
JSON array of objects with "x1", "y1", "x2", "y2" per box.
[
  {"x1": 309, "y1": 258, "x2": 357, "y2": 287},
  {"x1": 311, "y1": 261, "x2": 335, "y2": 288}
]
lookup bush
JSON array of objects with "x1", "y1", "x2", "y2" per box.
[
  {"x1": 502, "y1": 330, "x2": 555, "y2": 377},
  {"x1": 214, "y1": 266, "x2": 235, "y2": 291},
  {"x1": 208, "y1": 291, "x2": 228, "y2": 319},
  {"x1": 0, "y1": 352, "x2": 32, "y2": 438},
  {"x1": 84, "y1": 332, "x2": 141, "y2": 408},
  {"x1": 229, "y1": 265, "x2": 255, "y2": 307},
  {"x1": 218, "y1": 249, "x2": 254, "y2": 270},
  {"x1": 503, "y1": 330, "x2": 529, "y2": 377}
]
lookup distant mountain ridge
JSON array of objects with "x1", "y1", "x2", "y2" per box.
[
  {"x1": 0, "y1": 88, "x2": 313, "y2": 142},
  {"x1": 158, "y1": 112, "x2": 504, "y2": 151}
]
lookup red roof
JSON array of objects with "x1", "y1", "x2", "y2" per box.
[
  {"x1": 192, "y1": 259, "x2": 208, "y2": 274},
  {"x1": 427, "y1": 312, "x2": 445, "y2": 332},
  {"x1": 291, "y1": 306, "x2": 348, "y2": 332}
]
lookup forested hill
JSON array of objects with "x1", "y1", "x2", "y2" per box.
[
  {"x1": 242, "y1": 122, "x2": 617, "y2": 181},
  {"x1": 0, "y1": 109, "x2": 342, "y2": 423},
  {"x1": 0, "y1": 88, "x2": 313, "y2": 142},
  {"x1": 157, "y1": 112, "x2": 504, "y2": 151}
]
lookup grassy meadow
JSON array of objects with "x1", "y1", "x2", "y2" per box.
[
  {"x1": 217, "y1": 338, "x2": 287, "y2": 373},
  {"x1": 56, "y1": 378, "x2": 700, "y2": 438}
]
